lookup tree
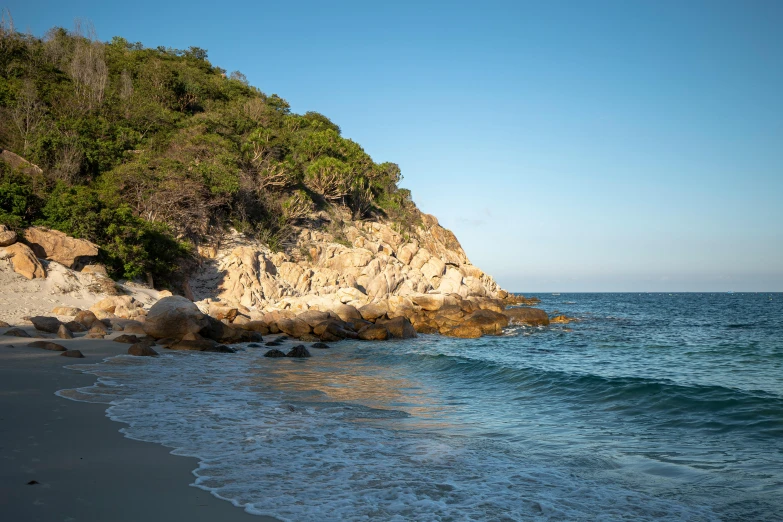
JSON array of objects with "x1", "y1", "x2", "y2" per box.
[
  {"x1": 11, "y1": 79, "x2": 45, "y2": 154},
  {"x1": 305, "y1": 157, "x2": 351, "y2": 202}
]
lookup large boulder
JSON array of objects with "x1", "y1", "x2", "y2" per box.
[
  {"x1": 277, "y1": 318, "x2": 312, "y2": 339},
  {"x1": 331, "y1": 304, "x2": 362, "y2": 323},
  {"x1": 61, "y1": 350, "x2": 85, "y2": 358},
  {"x1": 461, "y1": 309, "x2": 509, "y2": 335},
  {"x1": 0, "y1": 243, "x2": 45, "y2": 279},
  {"x1": 29, "y1": 316, "x2": 62, "y2": 333},
  {"x1": 358, "y1": 324, "x2": 390, "y2": 341},
  {"x1": 0, "y1": 224, "x2": 17, "y2": 247},
  {"x1": 358, "y1": 301, "x2": 388, "y2": 322},
  {"x1": 410, "y1": 293, "x2": 444, "y2": 311},
  {"x1": 74, "y1": 310, "x2": 99, "y2": 328},
  {"x1": 378, "y1": 316, "x2": 417, "y2": 339},
  {"x1": 22, "y1": 226, "x2": 98, "y2": 268},
  {"x1": 286, "y1": 345, "x2": 311, "y2": 358},
  {"x1": 443, "y1": 324, "x2": 483, "y2": 339},
  {"x1": 296, "y1": 310, "x2": 331, "y2": 328},
  {"x1": 143, "y1": 296, "x2": 209, "y2": 340},
  {"x1": 57, "y1": 324, "x2": 73, "y2": 339},
  {"x1": 503, "y1": 307, "x2": 550, "y2": 326}
]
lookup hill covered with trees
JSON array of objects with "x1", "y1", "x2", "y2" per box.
[{"x1": 0, "y1": 16, "x2": 418, "y2": 284}]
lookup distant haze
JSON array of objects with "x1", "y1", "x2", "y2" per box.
[{"x1": 8, "y1": 0, "x2": 783, "y2": 291}]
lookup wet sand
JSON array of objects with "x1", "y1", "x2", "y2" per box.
[{"x1": 0, "y1": 329, "x2": 278, "y2": 521}]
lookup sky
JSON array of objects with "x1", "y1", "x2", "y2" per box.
[{"x1": 5, "y1": 0, "x2": 782, "y2": 291}]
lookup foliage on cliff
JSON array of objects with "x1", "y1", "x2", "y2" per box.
[{"x1": 0, "y1": 16, "x2": 417, "y2": 282}]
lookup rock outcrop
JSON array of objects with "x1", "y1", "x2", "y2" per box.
[
  {"x1": 22, "y1": 227, "x2": 98, "y2": 269},
  {"x1": 0, "y1": 242, "x2": 45, "y2": 279},
  {"x1": 0, "y1": 224, "x2": 17, "y2": 247}
]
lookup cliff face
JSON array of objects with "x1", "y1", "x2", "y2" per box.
[{"x1": 189, "y1": 213, "x2": 507, "y2": 315}]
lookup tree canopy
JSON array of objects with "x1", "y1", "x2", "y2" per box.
[{"x1": 0, "y1": 18, "x2": 418, "y2": 284}]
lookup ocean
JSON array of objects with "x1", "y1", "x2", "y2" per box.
[{"x1": 58, "y1": 293, "x2": 783, "y2": 521}]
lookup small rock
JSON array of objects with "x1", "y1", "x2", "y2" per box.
[
  {"x1": 286, "y1": 345, "x2": 311, "y2": 358},
  {"x1": 27, "y1": 341, "x2": 67, "y2": 351},
  {"x1": 85, "y1": 333, "x2": 105, "y2": 339},
  {"x1": 57, "y1": 325, "x2": 73, "y2": 339},
  {"x1": 550, "y1": 315, "x2": 575, "y2": 324},
  {"x1": 128, "y1": 343, "x2": 159, "y2": 357},
  {"x1": 74, "y1": 310, "x2": 99, "y2": 328},
  {"x1": 113, "y1": 334, "x2": 140, "y2": 344},
  {"x1": 26, "y1": 480, "x2": 39, "y2": 486},
  {"x1": 61, "y1": 350, "x2": 85, "y2": 358},
  {"x1": 3, "y1": 328, "x2": 31, "y2": 338},
  {"x1": 0, "y1": 320, "x2": 10, "y2": 328},
  {"x1": 264, "y1": 349, "x2": 286, "y2": 358},
  {"x1": 246, "y1": 343, "x2": 262, "y2": 348},
  {"x1": 311, "y1": 342, "x2": 331, "y2": 349}
]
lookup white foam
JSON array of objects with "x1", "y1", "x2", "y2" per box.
[{"x1": 58, "y1": 349, "x2": 718, "y2": 522}]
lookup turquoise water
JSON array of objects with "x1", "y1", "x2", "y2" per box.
[{"x1": 60, "y1": 293, "x2": 783, "y2": 521}]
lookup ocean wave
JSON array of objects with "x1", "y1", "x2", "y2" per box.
[{"x1": 57, "y1": 351, "x2": 719, "y2": 522}]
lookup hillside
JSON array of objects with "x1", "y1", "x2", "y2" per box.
[{"x1": 0, "y1": 20, "x2": 515, "y2": 316}]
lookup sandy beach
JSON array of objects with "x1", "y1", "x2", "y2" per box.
[{"x1": 0, "y1": 328, "x2": 277, "y2": 522}]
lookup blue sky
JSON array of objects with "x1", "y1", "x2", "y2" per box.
[{"x1": 6, "y1": 1, "x2": 783, "y2": 291}]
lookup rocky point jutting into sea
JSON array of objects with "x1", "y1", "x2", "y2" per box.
[{"x1": 1, "y1": 201, "x2": 552, "y2": 351}]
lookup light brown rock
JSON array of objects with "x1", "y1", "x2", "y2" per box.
[
  {"x1": 57, "y1": 324, "x2": 73, "y2": 339},
  {"x1": 359, "y1": 302, "x2": 388, "y2": 321},
  {"x1": 358, "y1": 324, "x2": 390, "y2": 341},
  {"x1": 22, "y1": 226, "x2": 98, "y2": 268},
  {"x1": 503, "y1": 307, "x2": 550, "y2": 326},
  {"x1": 51, "y1": 306, "x2": 82, "y2": 316},
  {"x1": 0, "y1": 224, "x2": 17, "y2": 247},
  {"x1": 143, "y1": 296, "x2": 209, "y2": 339},
  {"x1": 277, "y1": 318, "x2": 312, "y2": 339},
  {"x1": 378, "y1": 316, "x2": 417, "y2": 339},
  {"x1": 1, "y1": 243, "x2": 45, "y2": 279},
  {"x1": 443, "y1": 324, "x2": 482, "y2": 338}
]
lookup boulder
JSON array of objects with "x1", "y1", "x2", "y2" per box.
[
  {"x1": 128, "y1": 343, "x2": 159, "y2": 357},
  {"x1": 27, "y1": 341, "x2": 67, "y2": 351},
  {"x1": 0, "y1": 224, "x2": 17, "y2": 247},
  {"x1": 64, "y1": 321, "x2": 88, "y2": 333},
  {"x1": 358, "y1": 301, "x2": 388, "y2": 322},
  {"x1": 168, "y1": 339, "x2": 220, "y2": 352},
  {"x1": 1, "y1": 243, "x2": 45, "y2": 279},
  {"x1": 410, "y1": 293, "x2": 444, "y2": 311},
  {"x1": 61, "y1": 349, "x2": 85, "y2": 358},
  {"x1": 311, "y1": 342, "x2": 331, "y2": 349},
  {"x1": 550, "y1": 315, "x2": 574, "y2": 324},
  {"x1": 503, "y1": 307, "x2": 550, "y2": 326},
  {"x1": 240, "y1": 321, "x2": 270, "y2": 334},
  {"x1": 286, "y1": 345, "x2": 311, "y2": 358},
  {"x1": 113, "y1": 334, "x2": 140, "y2": 344},
  {"x1": 122, "y1": 322, "x2": 146, "y2": 335},
  {"x1": 296, "y1": 310, "x2": 331, "y2": 328},
  {"x1": 51, "y1": 306, "x2": 81, "y2": 316},
  {"x1": 358, "y1": 324, "x2": 390, "y2": 341},
  {"x1": 3, "y1": 328, "x2": 31, "y2": 338},
  {"x1": 378, "y1": 316, "x2": 417, "y2": 339},
  {"x1": 143, "y1": 296, "x2": 209, "y2": 339},
  {"x1": 89, "y1": 322, "x2": 109, "y2": 335},
  {"x1": 57, "y1": 325, "x2": 73, "y2": 339},
  {"x1": 263, "y1": 349, "x2": 286, "y2": 358},
  {"x1": 462, "y1": 309, "x2": 509, "y2": 335},
  {"x1": 443, "y1": 325, "x2": 483, "y2": 338},
  {"x1": 22, "y1": 226, "x2": 98, "y2": 268},
  {"x1": 85, "y1": 333, "x2": 105, "y2": 339},
  {"x1": 277, "y1": 318, "x2": 312, "y2": 339},
  {"x1": 209, "y1": 304, "x2": 238, "y2": 322},
  {"x1": 331, "y1": 304, "x2": 362, "y2": 323},
  {"x1": 74, "y1": 310, "x2": 99, "y2": 328},
  {"x1": 29, "y1": 316, "x2": 62, "y2": 334},
  {"x1": 0, "y1": 320, "x2": 9, "y2": 328}
]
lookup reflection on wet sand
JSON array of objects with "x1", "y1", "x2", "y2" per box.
[{"x1": 245, "y1": 343, "x2": 454, "y2": 427}]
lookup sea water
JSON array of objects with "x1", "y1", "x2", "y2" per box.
[{"x1": 58, "y1": 293, "x2": 783, "y2": 521}]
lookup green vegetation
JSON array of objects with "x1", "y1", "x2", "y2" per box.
[{"x1": 0, "y1": 16, "x2": 417, "y2": 283}]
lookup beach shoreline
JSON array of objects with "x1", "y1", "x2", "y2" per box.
[{"x1": 0, "y1": 331, "x2": 278, "y2": 522}]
